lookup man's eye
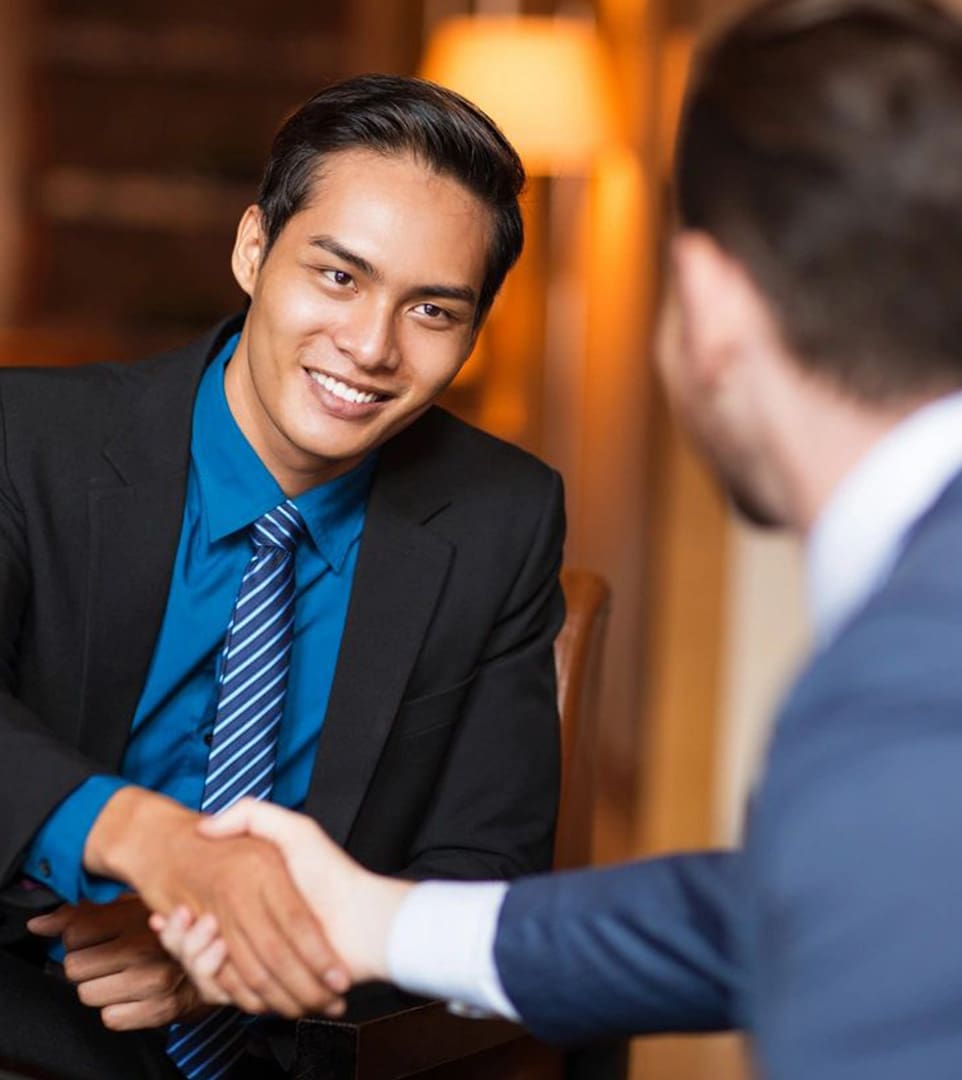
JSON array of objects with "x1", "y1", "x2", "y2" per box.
[
  {"x1": 322, "y1": 269, "x2": 354, "y2": 288},
  {"x1": 416, "y1": 303, "x2": 449, "y2": 320}
]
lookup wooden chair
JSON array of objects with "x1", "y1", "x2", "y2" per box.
[
  {"x1": 291, "y1": 569, "x2": 620, "y2": 1080},
  {"x1": 553, "y1": 570, "x2": 611, "y2": 872}
]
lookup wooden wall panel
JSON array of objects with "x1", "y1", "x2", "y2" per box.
[{"x1": 0, "y1": 0, "x2": 28, "y2": 322}]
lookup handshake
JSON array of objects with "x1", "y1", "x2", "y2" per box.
[{"x1": 27, "y1": 790, "x2": 411, "y2": 1030}]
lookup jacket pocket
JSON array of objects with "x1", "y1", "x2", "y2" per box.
[{"x1": 392, "y1": 670, "x2": 477, "y2": 739}]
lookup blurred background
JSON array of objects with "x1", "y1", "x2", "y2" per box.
[{"x1": 0, "y1": 1, "x2": 811, "y2": 1076}]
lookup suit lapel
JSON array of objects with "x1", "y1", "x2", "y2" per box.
[
  {"x1": 79, "y1": 482, "x2": 188, "y2": 766},
  {"x1": 77, "y1": 319, "x2": 239, "y2": 766},
  {"x1": 304, "y1": 417, "x2": 454, "y2": 844}
]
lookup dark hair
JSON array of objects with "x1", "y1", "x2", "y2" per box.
[
  {"x1": 676, "y1": 0, "x2": 962, "y2": 400},
  {"x1": 257, "y1": 73, "x2": 525, "y2": 328}
]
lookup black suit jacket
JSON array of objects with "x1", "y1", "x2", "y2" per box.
[{"x1": 0, "y1": 316, "x2": 563, "y2": 889}]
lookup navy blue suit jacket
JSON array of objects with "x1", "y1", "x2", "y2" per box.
[{"x1": 495, "y1": 469, "x2": 962, "y2": 1078}]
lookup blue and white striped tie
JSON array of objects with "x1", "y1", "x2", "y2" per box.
[{"x1": 167, "y1": 499, "x2": 305, "y2": 1080}]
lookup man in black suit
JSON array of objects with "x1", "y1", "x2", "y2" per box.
[{"x1": 0, "y1": 75, "x2": 562, "y2": 1078}]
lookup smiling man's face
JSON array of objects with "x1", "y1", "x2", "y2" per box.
[{"x1": 224, "y1": 147, "x2": 492, "y2": 495}]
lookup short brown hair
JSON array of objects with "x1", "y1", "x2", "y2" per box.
[{"x1": 677, "y1": 0, "x2": 962, "y2": 400}]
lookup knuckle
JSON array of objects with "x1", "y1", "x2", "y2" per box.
[
  {"x1": 244, "y1": 966, "x2": 270, "y2": 995},
  {"x1": 282, "y1": 903, "x2": 312, "y2": 936},
  {"x1": 101, "y1": 1008, "x2": 124, "y2": 1031},
  {"x1": 282, "y1": 972, "x2": 323, "y2": 1011},
  {"x1": 301, "y1": 929, "x2": 333, "y2": 965},
  {"x1": 276, "y1": 998, "x2": 302, "y2": 1020},
  {"x1": 151, "y1": 999, "x2": 179, "y2": 1027},
  {"x1": 296, "y1": 942, "x2": 332, "y2": 979},
  {"x1": 147, "y1": 966, "x2": 179, "y2": 996},
  {"x1": 238, "y1": 990, "x2": 267, "y2": 1014}
]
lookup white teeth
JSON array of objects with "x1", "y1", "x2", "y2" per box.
[{"x1": 310, "y1": 371, "x2": 380, "y2": 405}]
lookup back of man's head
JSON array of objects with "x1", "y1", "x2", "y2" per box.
[
  {"x1": 677, "y1": 0, "x2": 962, "y2": 402},
  {"x1": 257, "y1": 74, "x2": 525, "y2": 330}
]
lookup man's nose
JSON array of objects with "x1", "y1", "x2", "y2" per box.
[{"x1": 333, "y1": 298, "x2": 400, "y2": 372}]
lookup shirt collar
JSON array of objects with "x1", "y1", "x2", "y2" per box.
[
  {"x1": 807, "y1": 388, "x2": 962, "y2": 646},
  {"x1": 191, "y1": 332, "x2": 375, "y2": 572}
]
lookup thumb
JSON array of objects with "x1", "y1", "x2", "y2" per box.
[
  {"x1": 26, "y1": 903, "x2": 73, "y2": 937},
  {"x1": 200, "y1": 799, "x2": 334, "y2": 865},
  {"x1": 195, "y1": 797, "x2": 264, "y2": 838}
]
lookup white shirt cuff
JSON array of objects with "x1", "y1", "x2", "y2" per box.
[{"x1": 386, "y1": 880, "x2": 519, "y2": 1020}]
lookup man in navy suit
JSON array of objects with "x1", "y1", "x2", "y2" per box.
[{"x1": 158, "y1": 0, "x2": 962, "y2": 1074}]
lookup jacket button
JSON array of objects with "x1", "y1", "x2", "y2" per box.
[
  {"x1": 38, "y1": 859, "x2": 52, "y2": 878},
  {"x1": 203, "y1": 732, "x2": 213, "y2": 747}
]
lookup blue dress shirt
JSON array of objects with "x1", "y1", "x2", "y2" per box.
[{"x1": 24, "y1": 333, "x2": 374, "y2": 904}]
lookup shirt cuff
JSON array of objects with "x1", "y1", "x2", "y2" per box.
[
  {"x1": 386, "y1": 880, "x2": 519, "y2": 1021},
  {"x1": 22, "y1": 776, "x2": 131, "y2": 904}
]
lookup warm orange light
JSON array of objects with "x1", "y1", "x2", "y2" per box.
[
  {"x1": 420, "y1": 16, "x2": 618, "y2": 175},
  {"x1": 660, "y1": 30, "x2": 694, "y2": 174}
]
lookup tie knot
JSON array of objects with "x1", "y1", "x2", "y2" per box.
[{"x1": 250, "y1": 500, "x2": 305, "y2": 554}]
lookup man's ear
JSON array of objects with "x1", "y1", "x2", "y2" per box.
[
  {"x1": 672, "y1": 230, "x2": 765, "y2": 391},
  {"x1": 231, "y1": 206, "x2": 267, "y2": 298}
]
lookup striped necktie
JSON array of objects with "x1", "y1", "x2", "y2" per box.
[{"x1": 167, "y1": 499, "x2": 305, "y2": 1080}]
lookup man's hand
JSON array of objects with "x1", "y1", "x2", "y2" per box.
[
  {"x1": 153, "y1": 800, "x2": 412, "y2": 1011},
  {"x1": 83, "y1": 787, "x2": 349, "y2": 1018},
  {"x1": 27, "y1": 894, "x2": 206, "y2": 1030}
]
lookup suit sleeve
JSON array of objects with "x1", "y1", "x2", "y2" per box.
[
  {"x1": 21, "y1": 778, "x2": 128, "y2": 903},
  {"x1": 399, "y1": 470, "x2": 565, "y2": 881},
  {"x1": 493, "y1": 852, "x2": 743, "y2": 1043},
  {"x1": 750, "y1": 695, "x2": 962, "y2": 1080},
  {"x1": 0, "y1": 384, "x2": 108, "y2": 890}
]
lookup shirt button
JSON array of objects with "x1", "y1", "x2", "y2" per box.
[
  {"x1": 203, "y1": 732, "x2": 213, "y2": 747},
  {"x1": 38, "y1": 859, "x2": 52, "y2": 878}
]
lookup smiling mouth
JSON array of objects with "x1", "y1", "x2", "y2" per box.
[{"x1": 307, "y1": 370, "x2": 391, "y2": 405}]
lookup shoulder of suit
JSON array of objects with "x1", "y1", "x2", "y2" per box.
[
  {"x1": 398, "y1": 406, "x2": 561, "y2": 494},
  {"x1": 0, "y1": 317, "x2": 232, "y2": 445},
  {"x1": 787, "y1": 475, "x2": 962, "y2": 725},
  {"x1": 0, "y1": 358, "x2": 141, "y2": 442}
]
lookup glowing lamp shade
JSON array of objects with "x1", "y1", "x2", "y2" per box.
[{"x1": 421, "y1": 17, "x2": 617, "y2": 175}]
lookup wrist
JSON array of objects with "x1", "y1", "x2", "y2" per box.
[
  {"x1": 347, "y1": 870, "x2": 413, "y2": 983},
  {"x1": 83, "y1": 787, "x2": 195, "y2": 891}
]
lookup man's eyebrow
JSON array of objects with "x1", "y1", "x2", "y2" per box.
[
  {"x1": 410, "y1": 283, "x2": 478, "y2": 306},
  {"x1": 309, "y1": 235, "x2": 381, "y2": 280},
  {"x1": 311, "y1": 234, "x2": 478, "y2": 307}
]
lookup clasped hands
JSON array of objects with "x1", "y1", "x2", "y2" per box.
[
  {"x1": 152, "y1": 802, "x2": 411, "y2": 1016},
  {"x1": 29, "y1": 796, "x2": 409, "y2": 1030}
]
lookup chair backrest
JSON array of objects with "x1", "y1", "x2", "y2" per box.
[{"x1": 553, "y1": 568, "x2": 611, "y2": 871}]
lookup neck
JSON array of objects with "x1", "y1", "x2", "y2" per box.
[{"x1": 765, "y1": 375, "x2": 932, "y2": 535}]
